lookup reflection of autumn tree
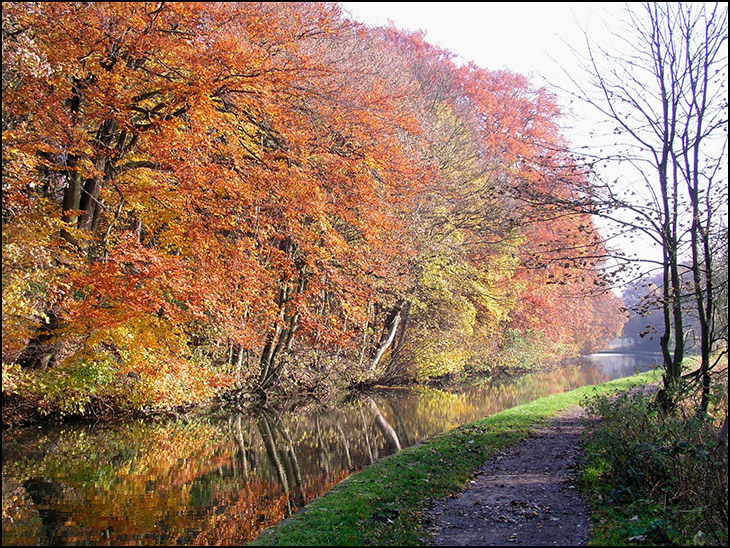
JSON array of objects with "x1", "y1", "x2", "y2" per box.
[
  {"x1": 337, "y1": 422, "x2": 354, "y2": 470},
  {"x1": 368, "y1": 396, "x2": 402, "y2": 452},
  {"x1": 314, "y1": 413, "x2": 333, "y2": 478},
  {"x1": 189, "y1": 479, "x2": 291, "y2": 546},
  {"x1": 2, "y1": 414, "x2": 339, "y2": 546},
  {"x1": 232, "y1": 414, "x2": 253, "y2": 480},
  {"x1": 359, "y1": 406, "x2": 377, "y2": 465},
  {"x1": 3, "y1": 420, "x2": 233, "y2": 544},
  {"x1": 17, "y1": 477, "x2": 64, "y2": 545},
  {"x1": 256, "y1": 410, "x2": 304, "y2": 513},
  {"x1": 1, "y1": 475, "x2": 45, "y2": 545},
  {"x1": 390, "y1": 398, "x2": 414, "y2": 448}
]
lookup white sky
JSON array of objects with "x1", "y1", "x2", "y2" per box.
[
  {"x1": 340, "y1": 2, "x2": 665, "y2": 285},
  {"x1": 341, "y1": 2, "x2": 621, "y2": 81}
]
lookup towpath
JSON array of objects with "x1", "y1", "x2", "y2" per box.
[{"x1": 426, "y1": 406, "x2": 594, "y2": 546}]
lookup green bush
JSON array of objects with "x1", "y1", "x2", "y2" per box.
[{"x1": 581, "y1": 389, "x2": 728, "y2": 546}]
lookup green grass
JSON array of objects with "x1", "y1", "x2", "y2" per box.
[{"x1": 250, "y1": 370, "x2": 661, "y2": 546}]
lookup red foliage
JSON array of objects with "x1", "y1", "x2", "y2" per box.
[{"x1": 2, "y1": 2, "x2": 624, "y2": 411}]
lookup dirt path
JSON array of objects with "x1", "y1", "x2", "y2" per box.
[{"x1": 426, "y1": 405, "x2": 594, "y2": 546}]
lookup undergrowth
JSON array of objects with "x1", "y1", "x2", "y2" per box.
[{"x1": 581, "y1": 379, "x2": 728, "y2": 546}]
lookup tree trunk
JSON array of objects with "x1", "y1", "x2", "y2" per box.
[
  {"x1": 61, "y1": 155, "x2": 83, "y2": 245},
  {"x1": 370, "y1": 301, "x2": 407, "y2": 374},
  {"x1": 259, "y1": 270, "x2": 307, "y2": 389}
]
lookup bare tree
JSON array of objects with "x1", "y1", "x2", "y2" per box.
[{"x1": 566, "y1": 2, "x2": 728, "y2": 411}]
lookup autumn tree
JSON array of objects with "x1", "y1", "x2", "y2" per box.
[
  {"x1": 3, "y1": 2, "x2": 626, "y2": 418},
  {"x1": 2, "y1": 2, "x2": 425, "y2": 412},
  {"x1": 348, "y1": 26, "x2": 623, "y2": 384}
]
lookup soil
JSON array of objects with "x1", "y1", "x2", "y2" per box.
[{"x1": 425, "y1": 405, "x2": 596, "y2": 546}]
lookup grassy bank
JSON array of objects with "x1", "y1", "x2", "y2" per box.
[{"x1": 251, "y1": 370, "x2": 661, "y2": 546}]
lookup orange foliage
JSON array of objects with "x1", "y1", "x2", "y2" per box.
[{"x1": 2, "y1": 2, "x2": 624, "y2": 413}]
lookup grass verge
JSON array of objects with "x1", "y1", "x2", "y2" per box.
[{"x1": 250, "y1": 369, "x2": 661, "y2": 546}]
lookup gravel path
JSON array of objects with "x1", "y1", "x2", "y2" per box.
[{"x1": 426, "y1": 406, "x2": 594, "y2": 546}]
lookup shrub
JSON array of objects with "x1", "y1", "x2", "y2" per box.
[{"x1": 581, "y1": 387, "x2": 728, "y2": 546}]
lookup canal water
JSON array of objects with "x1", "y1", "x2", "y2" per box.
[{"x1": 1, "y1": 353, "x2": 658, "y2": 545}]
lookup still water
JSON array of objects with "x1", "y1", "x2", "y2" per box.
[{"x1": 2, "y1": 353, "x2": 658, "y2": 546}]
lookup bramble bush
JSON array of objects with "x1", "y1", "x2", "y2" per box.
[{"x1": 581, "y1": 383, "x2": 728, "y2": 546}]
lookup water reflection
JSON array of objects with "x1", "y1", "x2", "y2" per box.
[{"x1": 2, "y1": 354, "x2": 657, "y2": 545}]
